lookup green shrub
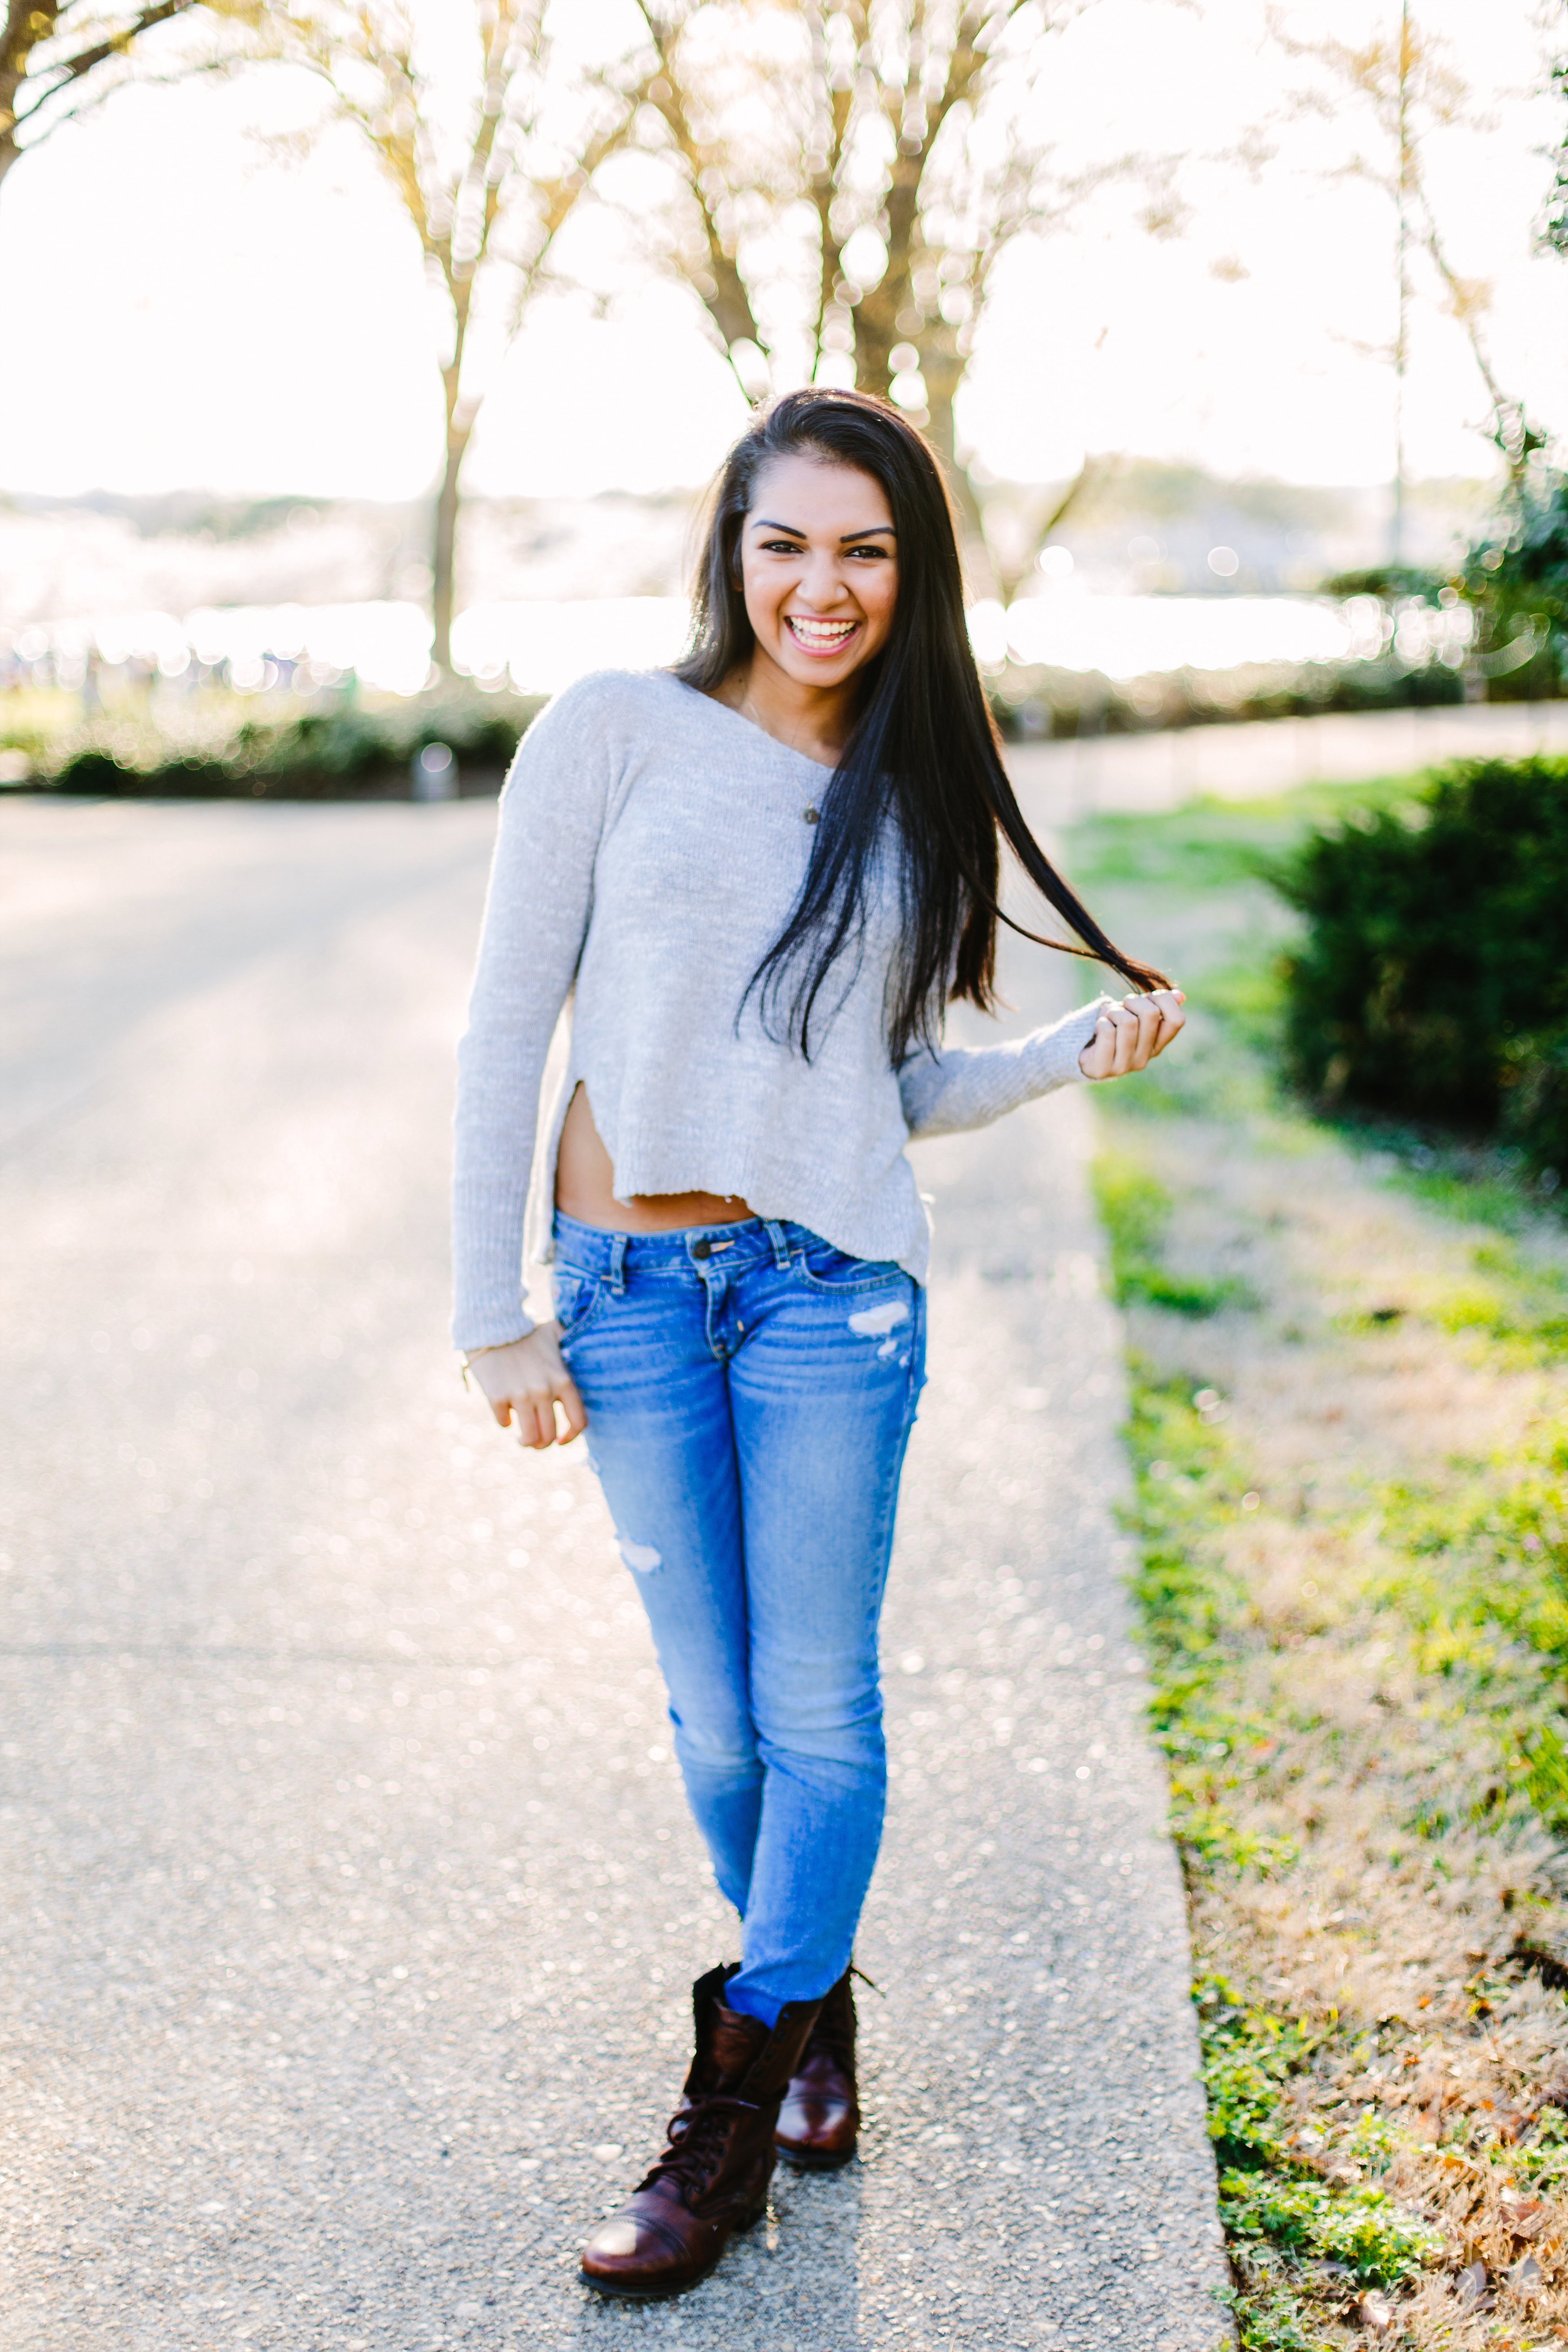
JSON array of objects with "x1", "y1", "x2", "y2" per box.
[
  {"x1": 1464, "y1": 467, "x2": 1568, "y2": 699},
  {"x1": 1276, "y1": 757, "x2": 1568, "y2": 1178},
  {"x1": 47, "y1": 689, "x2": 544, "y2": 799}
]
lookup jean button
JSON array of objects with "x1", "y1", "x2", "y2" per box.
[{"x1": 691, "y1": 1237, "x2": 712, "y2": 1260}]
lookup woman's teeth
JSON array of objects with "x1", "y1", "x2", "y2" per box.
[{"x1": 786, "y1": 616, "x2": 858, "y2": 652}]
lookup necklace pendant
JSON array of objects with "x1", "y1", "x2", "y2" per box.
[{"x1": 803, "y1": 806, "x2": 820, "y2": 824}]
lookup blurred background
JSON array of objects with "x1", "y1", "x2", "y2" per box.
[{"x1": 2, "y1": 0, "x2": 1566, "y2": 794}]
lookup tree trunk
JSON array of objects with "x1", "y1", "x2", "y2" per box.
[
  {"x1": 922, "y1": 343, "x2": 996, "y2": 602},
  {"x1": 0, "y1": 0, "x2": 39, "y2": 196},
  {"x1": 431, "y1": 402, "x2": 474, "y2": 678}
]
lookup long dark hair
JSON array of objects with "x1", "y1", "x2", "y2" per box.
[{"x1": 674, "y1": 388, "x2": 1167, "y2": 1061}]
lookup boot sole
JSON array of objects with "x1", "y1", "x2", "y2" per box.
[
  {"x1": 578, "y1": 2203, "x2": 767, "y2": 2300},
  {"x1": 775, "y1": 2141, "x2": 857, "y2": 2172}
]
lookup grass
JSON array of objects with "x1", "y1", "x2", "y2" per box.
[
  {"x1": 1070, "y1": 782, "x2": 1568, "y2": 1229},
  {"x1": 1070, "y1": 772, "x2": 1568, "y2": 2349},
  {"x1": 1066, "y1": 773, "x2": 1440, "y2": 896},
  {"x1": 1093, "y1": 1153, "x2": 1256, "y2": 1317}
]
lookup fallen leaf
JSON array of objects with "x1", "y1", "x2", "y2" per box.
[
  {"x1": 1508, "y1": 2253, "x2": 1543, "y2": 2294},
  {"x1": 1454, "y1": 2261, "x2": 1490, "y2": 2310},
  {"x1": 1496, "y1": 2112, "x2": 1528, "y2": 2145},
  {"x1": 1501, "y1": 2194, "x2": 1547, "y2": 2239},
  {"x1": 1357, "y1": 2288, "x2": 1395, "y2": 2333}
]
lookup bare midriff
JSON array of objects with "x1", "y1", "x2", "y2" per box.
[{"x1": 554, "y1": 1082, "x2": 755, "y2": 1233}]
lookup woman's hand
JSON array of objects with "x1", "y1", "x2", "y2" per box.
[
  {"x1": 1078, "y1": 988, "x2": 1186, "y2": 1081},
  {"x1": 466, "y1": 1326, "x2": 587, "y2": 1450}
]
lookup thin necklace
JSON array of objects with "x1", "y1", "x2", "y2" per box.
[{"x1": 736, "y1": 679, "x2": 834, "y2": 764}]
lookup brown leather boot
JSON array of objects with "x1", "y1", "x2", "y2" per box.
[
  {"x1": 579, "y1": 1964, "x2": 823, "y2": 2300},
  {"x1": 775, "y1": 1964, "x2": 860, "y2": 2170}
]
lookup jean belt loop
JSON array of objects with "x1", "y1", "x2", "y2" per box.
[
  {"x1": 764, "y1": 1218, "x2": 791, "y2": 1272},
  {"x1": 608, "y1": 1232, "x2": 628, "y2": 1297}
]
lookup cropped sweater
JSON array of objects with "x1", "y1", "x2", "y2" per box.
[{"x1": 451, "y1": 669, "x2": 1111, "y2": 1349}]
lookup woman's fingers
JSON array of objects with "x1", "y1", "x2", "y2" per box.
[
  {"x1": 1079, "y1": 1005, "x2": 1141, "y2": 1079},
  {"x1": 1079, "y1": 989, "x2": 1186, "y2": 1082},
  {"x1": 513, "y1": 1389, "x2": 559, "y2": 1450},
  {"x1": 508, "y1": 1376, "x2": 586, "y2": 1450},
  {"x1": 556, "y1": 1375, "x2": 588, "y2": 1444},
  {"x1": 1078, "y1": 1011, "x2": 1117, "y2": 1079},
  {"x1": 1116, "y1": 993, "x2": 1167, "y2": 1070},
  {"x1": 1144, "y1": 988, "x2": 1187, "y2": 1059},
  {"x1": 466, "y1": 1329, "x2": 586, "y2": 1448},
  {"x1": 1107, "y1": 1000, "x2": 1143, "y2": 1074},
  {"x1": 1114, "y1": 988, "x2": 1187, "y2": 1070}
]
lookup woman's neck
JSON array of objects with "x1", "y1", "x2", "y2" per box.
[{"x1": 711, "y1": 647, "x2": 857, "y2": 768}]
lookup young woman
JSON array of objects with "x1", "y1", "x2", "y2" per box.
[{"x1": 452, "y1": 388, "x2": 1182, "y2": 2301}]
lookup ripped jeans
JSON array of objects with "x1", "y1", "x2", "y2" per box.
[{"x1": 551, "y1": 1210, "x2": 926, "y2": 2027}]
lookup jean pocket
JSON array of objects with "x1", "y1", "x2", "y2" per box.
[
  {"x1": 797, "y1": 1243, "x2": 906, "y2": 1295},
  {"x1": 551, "y1": 1268, "x2": 603, "y2": 1342}
]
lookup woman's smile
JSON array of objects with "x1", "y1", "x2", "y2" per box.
[{"x1": 784, "y1": 613, "x2": 862, "y2": 656}]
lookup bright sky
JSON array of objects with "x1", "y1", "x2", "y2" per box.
[{"x1": 0, "y1": 0, "x2": 1562, "y2": 502}]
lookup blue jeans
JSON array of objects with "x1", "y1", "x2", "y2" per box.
[{"x1": 551, "y1": 1211, "x2": 926, "y2": 2028}]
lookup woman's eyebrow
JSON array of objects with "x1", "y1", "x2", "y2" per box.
[{"x1": 748, "y1": 518, "x2": 896, "y2": 539}]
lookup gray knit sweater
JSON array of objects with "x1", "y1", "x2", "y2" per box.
[{"x1": 452, "y1": 669, "x2": 1110, "y2": 1349}]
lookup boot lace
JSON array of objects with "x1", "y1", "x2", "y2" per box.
[{"x1": 639, "y1": 2094, "x2": 757, "y2": 2205}]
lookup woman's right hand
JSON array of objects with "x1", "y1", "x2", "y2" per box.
[{"x1": 466, "y1": 1327, "x2": 587, "y2": 1450}]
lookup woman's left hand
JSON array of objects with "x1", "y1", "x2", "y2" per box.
[{"x1": 1078, "y1": 988, "x2": 1186, "y2": 1081}]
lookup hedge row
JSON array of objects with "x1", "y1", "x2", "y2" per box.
[
  {"x1": 989, "y1": 653, "x2": 1465, "y2": 742},
  {"x1": 1278, "y1": 757, "x2": 1568, "y2": 1178},
  {"x1": 36, "y1": 692, "x2": 544, "y2": 799}
]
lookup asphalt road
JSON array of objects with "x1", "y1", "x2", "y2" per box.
[{"x1": 0, "y1": 792, "x2": 1226, "y2": 2351}]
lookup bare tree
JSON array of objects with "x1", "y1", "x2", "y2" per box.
[
  {"x1": 617, "y1": 1, "x2": 1167, "y2": 593},
  {"x1": 0, "y1": 0, "x2": 245, "y2": 198},
  {"x1": 1271, "y1": 1, "x2": 1536, "y2": 557},
  {"x1": 266, "y1": 0, "x2": 649, "y2": 670}
]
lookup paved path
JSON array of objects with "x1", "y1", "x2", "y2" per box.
[
  {"x1": 0, "y1": 796, "x2": 1225, "y2": 2351},
  {"x1": 1010, "y1": 695, "x2": 1568, "y2": 818}
]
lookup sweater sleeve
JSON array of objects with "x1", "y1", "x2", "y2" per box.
[
  {"x1": 451, "y1": 679, "x2": 617, "y2": 1351},
  {"x1": 897, "y1": 994, "x2": 1114, "y2": 1142}
]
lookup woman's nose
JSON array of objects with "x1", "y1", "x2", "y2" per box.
[{"x1": 797, "y1": 552, "x2": 849, "y2": 607}]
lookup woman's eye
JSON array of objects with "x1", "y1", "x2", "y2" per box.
[
  {"x1": 760, "y1": 539, "x2": 805, "y2": 554},
  {"x1": 846, "y1": 544, "x2": 890, "y2": 560}
]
